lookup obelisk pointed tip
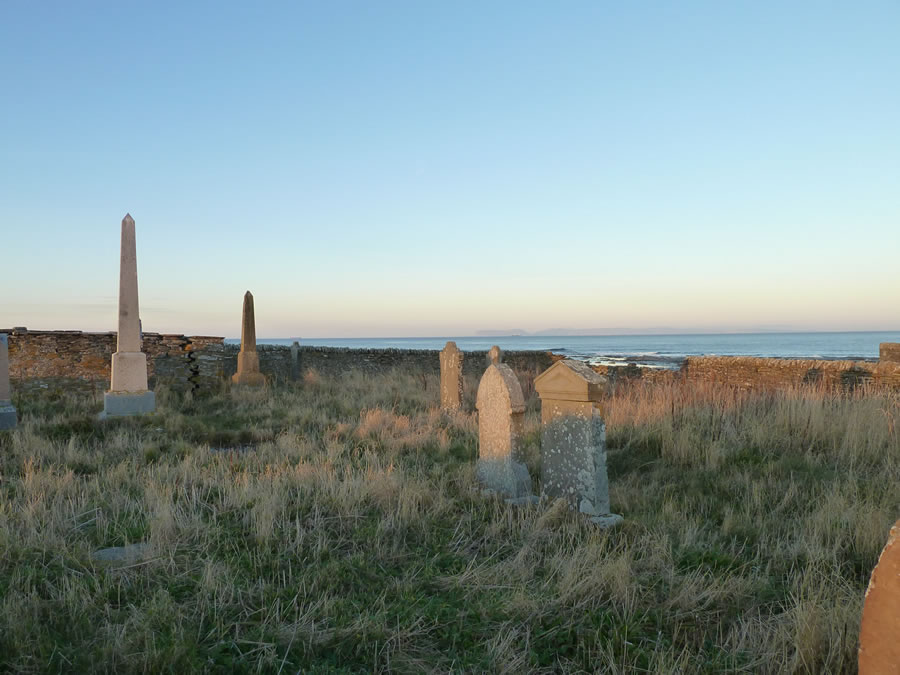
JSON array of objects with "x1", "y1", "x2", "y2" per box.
[
  {"x1": 244, "y1": 290, "x2": 253, "y2": 299},
  {"x1": 122, "y1": 213, "x2": 134, "y2": 226}
]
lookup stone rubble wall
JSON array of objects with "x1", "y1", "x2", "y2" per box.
[
  {"x1": 222, "y1": 344, "x2": 555, "y2": 385},
  {"x1": 3, "y1": 329, "x2": 224, "y2": 394},
  {"x1": 5, "y1": 329, "x2": 898, "y2": 396},
  {"x1": 682, "y1": 355, "x2": 900, "y2": 391},
  {"x1": 881, "y1": 342, "x2": 900, "y2": 363}
]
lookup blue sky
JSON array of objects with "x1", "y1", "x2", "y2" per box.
[{"x1": 2, "y1": 2, "x2": 898, "y2": 337}]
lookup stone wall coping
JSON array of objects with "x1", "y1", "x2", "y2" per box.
[{"x1": 3, "y1": 329, "x2": 223, "y2": 342}]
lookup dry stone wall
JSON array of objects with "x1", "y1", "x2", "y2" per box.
[
  {"x1": 3, "y1": 329, "x2": 224, "y2": 394},
  {"x1": 683, "y1": 355, "x2": 900, "y2": 391},
  {"x1": 222, "y1": 344, "x2": 555, "y2": 383},
  {"x1": 880, "y1": 342, "x2": 900, "y2": 363},
  {"x1": 6, "y1": 329, "x2": 898, "y2": 396}
]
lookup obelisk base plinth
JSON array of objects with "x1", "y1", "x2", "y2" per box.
[
  {"x1": 232, "y1": 351, "x2": 266, "y2": 387},
  {"x1": 102, "y1": 351, "x2": 155, "y2": 418},
  {"x1": 0, "y1": 403, "x2": 17, "y2": 430},
  {"x1": 101, "y1": 391, "x2": 156, "y2": 418},
  {"x1": 110, "y1": 352, "x2": 150, "y2": 392}
]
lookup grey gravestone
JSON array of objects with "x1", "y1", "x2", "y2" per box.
[
  {"x1": 0, "y1": 334, "x2": 17, "y2": 430},
  {"x1": 534, "y1": 360, "x2": 622, "y2": 527},
  {"x1": 291, "y1": 341, "x2": 300, "y2": 381}
]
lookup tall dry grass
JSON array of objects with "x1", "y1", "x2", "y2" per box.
[{"x1": 0, "y1": 369, "x2": 896, "y2": 673}]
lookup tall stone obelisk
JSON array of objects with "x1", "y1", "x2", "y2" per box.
[
  {"x1": 102, "y1": 214, "x2": 156, "y2": 418},
  {"x1": 232, "y1": 291, "x2": 266, "y2": 387},
  {"x1": 0, "y1": 333, "x2": 17, "y2": 430}
]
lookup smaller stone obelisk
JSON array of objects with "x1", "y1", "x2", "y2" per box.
[
  {"x1": 102, "y1": 214, "x2": 155, "y2": 418},
  {"x1": 232, "y1": 291, "x2": 266, "y2": 387},
  {"x1": 0, "y1": 334, "x2": 17, "y2": 430}
]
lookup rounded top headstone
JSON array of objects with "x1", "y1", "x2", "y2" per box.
[{"x1": 476, "y1": 363, "x2": 525, "y2": 414}]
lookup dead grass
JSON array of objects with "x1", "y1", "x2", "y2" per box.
[{"x1": 0, "y1": 369, "x2": 896, "y2": 673}]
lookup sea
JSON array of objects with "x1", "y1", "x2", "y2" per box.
[{"x1": 230, "y1": 332, "x2": 900, "y2": 370}]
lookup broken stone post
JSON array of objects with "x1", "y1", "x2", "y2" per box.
[
  {"x1": 439, "y1": 341, "x2": 463, "y2": 411},
  {"x1": 290, "y1": 341, "x2": 300, "y2": 381},
  {"x1": 859, "y1": 519, "x2": 900, "y2": 674},
  {"x1": 232, "y1": 291, "x2": 266, "y2": 387},
  {"x1": 534, "y1": 359, "x2": 621, "y2": 527},
  {"x1": 487, "y1": 345, "x2": 502, "y2": 366},
  {"x1": 475, "y1": 363, "x2": 532, "y2": 500},
  {"x1": 102, "y1": 214, "x2": 155, "y2": 418},
  {"x1": 0, "y1": 334, "x2": 17, "y2": 430}
]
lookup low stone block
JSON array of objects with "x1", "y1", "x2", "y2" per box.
[
  {"x1": 101, "y1": 390, "x2": 156, "y2": 419},
  {"x1": 91, "y1": 542, "x2": 150, "y2": 564},
  {"x1": 0, "y1": 404, "x2": 16, "y2": 431}
]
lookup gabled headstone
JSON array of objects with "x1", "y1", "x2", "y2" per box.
[
  {"x1": 232, "y1": 291, "x2": 266, "y2": 387},
  {"x1": 440, "y1": 341, "x2": 463, "y2": 411},
  {"x1": 534, "y1": 359, "x2": 621, "y2": 527},
  {"x1": 475, "y1": 363, "x2": 532, "y2": 499},
  {"x1": 0, "y1": 334, "x2": 17, "y2": 430},
  {"x1": 102, "y1": 214, "x2": 156, "y2": 418},
  {"x1": 859, "y1": 520, "x2": 900, "y2": 674}
]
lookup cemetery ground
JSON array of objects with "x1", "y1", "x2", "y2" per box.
[{"x1": 0, "y1": 371, "x2": 897, "y2": 674}]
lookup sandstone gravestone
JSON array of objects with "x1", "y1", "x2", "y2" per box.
[
  {"x1": 487, "y1": 345, "x2": 502, "y2": 366},
  {"x1": 859, "y1": 519, "x2": 900, "y2": 674},
  {"x1": 290, "y1": 341, "x2": 300, "y2": 381},
  {"x1": 534, "y1": 359, "x2": 622, "y2": 527},
  {"x1": 102, "y1": 214, "x2": 156, "y2": 418},
  {"x1": 475, "y1": 363, "x2": 532, "y2": 499},
  {"x1": 439, "y1": 341, "x2": 463, "y2": 411},
  {"x1": 0, "y1": 334, "x2": 17, "y2": 430},
  {"x1": 232, "y1": 291, "x2": 266, "y2": 387}
]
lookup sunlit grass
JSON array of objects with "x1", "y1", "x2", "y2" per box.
[{"x1": 0, "y1": 370, "x2": 896, "y2": 672}]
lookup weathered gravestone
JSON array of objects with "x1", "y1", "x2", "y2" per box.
[
  {"x1": 534, "y1": 359, "x2": 622, "y2": 527},
  {"x1": 102, "y1": 214, "x2": 156, "y2": 418},
  {"x1": 0, "y1": 334, "x2": 17, "y2": 430},
  {"x1": 232, "y1": 291, "x2": 266, "y2": 387},
  {"x1": 859, "y1": 519, "x2": 900, "y2": 674},
  {"x1": 475, "y1": 363, "x2": 533, "y2": 500},
  {"x1": 439, "y1": 341, "x2": 463, "y2": 411},
  {"x1": 291, "y1": 341, "x2": 300, "y2": 381}
]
